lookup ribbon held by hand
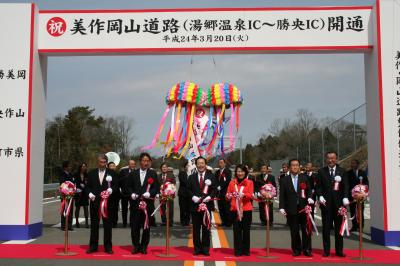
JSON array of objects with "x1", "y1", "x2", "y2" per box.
[
  {"x1": 299, "y1": 205, "x2": 318, "y2": 235},
  {"x1": 139, "y1": 200, "x2": 150, "y2": 229},
  {"x1": 338, "y1": 206, "x2": 349, "y2": 236},
  {"x1": 198, "y1": 203, "x2": 211, "y2": 230},
  {"x1": 99, "y1": 190, "x2": 110, "y2": 219}
]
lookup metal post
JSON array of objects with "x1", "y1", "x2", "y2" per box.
[
  {"x1": 353, "y1": 110, "x2": 357, "y2": 152},
  {"x1": 239, "y1": 136, "x2": 243, "y2": 164},
  {"x1": 308, "y1": 135, "x2": 311, "y2": 163},
  {"x1": 321, "y1": 129, "x2": 325, "y2": 165},
  {"x1": 337, "y1": 127, "x2": 340, "y2": 160}
]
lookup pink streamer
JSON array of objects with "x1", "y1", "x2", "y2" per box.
[{"x1": 142, "y1": 104, "x2": 172, "y2": 150}]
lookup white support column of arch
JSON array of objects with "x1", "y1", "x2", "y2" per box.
[
  {"x1": 366, "y1": 0, "x2": 400, "y2": 246},
  {"x1": 0, "y1": 3, "x2": 46, "y2": 240}
]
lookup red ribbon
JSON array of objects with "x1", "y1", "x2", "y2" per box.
[
  {"x1": 338, "y1": 207, "x2": 349, "y2": 236},
  {"x1": 299, "y1": 205, "x2": 318, "y2": 235},
  {"x1": 99, "y1": 191, "x2": 110, "y2": 219},
  {"x1": 59, "y1": 197, "x2": 73, "y2": 217},
  {"x1": 198, "y1": 203, "x2": 211, "y2": 230},
  {"x1": 139, "y1": 200, "x2": 149, "y2": 230},
  {"x1": 264, "y1": 202, "x2": 270, "y2": 221}
]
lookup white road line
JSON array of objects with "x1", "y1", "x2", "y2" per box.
[
  {"x1": 52, "y1": 218, "x2": 85, "y2": 228},
  {"x1": 387, "y1": 246, "x2": 400, "y2": 250},
  {"x1": 194, "y1": 261, "x2": 204, "y2": 266},
  {"x1": 211, "y1": 212, "x2": 221, "y2": 248},
  {"x1": 43, "y1": 199, "x2": 60, "y2": 205},
  {"x1": 215, "y1": 261, "x2": 226, "y2": 266},
  {"x1": 2, "y1": 239, "x2": 36, "y2": 244}
]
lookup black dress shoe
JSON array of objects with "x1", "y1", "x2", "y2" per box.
[
  {"x1": 336, "y1": 253, "x2": 346, "y2": 257},
  {"x1": 68, "y1": 228, "x2": 74, "y2": 231},
  {"x1": 105, "y1": 249, "x2": 114, "y2": 254},
  {"x1": 243, "y1": 251, "x2": 250, "y2": 256},
  {"x1": 193, "y1": 250, "x2": 201, "y2": 256},
  {"x1": 303, "y1": 251, "x2": 313, "y2": 257},
  {"x1": 292, "y1": 251, "x2": 301, "y2": 257},
  {"x1": 131, "y1": 248, "x2": 139, "y2": 254},
  {"x1": 203, "y1": 251, "x2": 210, "y2": 256},
  {"x1": 350, "y1": 227, "x2": 358, "y2": 232},
  {"x1": 123, "y1": 224, "x2": 127, "y2": 228},
  {"x1": 86, "y1": 248, "x2": 97, "y2": 254},
  {"x1": 141, "y1": 248, "x2": 147, "y2": 254},
  {"x1": 234, "y1": 252, "x2": 242, "y2": 257},
  {"x1": 322, "y1": 252, "x2": 330, "y2": 257}
]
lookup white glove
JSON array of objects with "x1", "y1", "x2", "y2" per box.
[
  {"x1": 319, "y1": 196, "x2": 327, "y2": 205},
  {"x1": 143, "y1": 192, "x2": 150, "y2": 199},
  {"x1": 342, "y1": 198, "x2": 350, "y2": 206},
  {"x1": 156, "y1": 194, "x2": 160, "y2": 199},
  {"x1": 89, "y1": 193, "x2": 96, "y2": 201},
  {"x1": 257, "y1": 192, "x2": 261, "y2": 198},
  {"x1": 203, "y1": 196, "x2": 211, "y2": 203},
  {"x1": 279, "y1": 209, "x2": 287, "y2": 216},
  {"x1": 131, "y1": 193, "x2": 138, "y2": 200},
  {"x1": 76, "y1": 188, "x2": 82, "y2": 193},
  {"x1": 334, "y1": 176, "x2": 342, "y2": 182},
  {"x1": 217, "y1": 186, "x2": 221, "y2": 191},
  {"x1": 80, "y1": 184, "x2": 85, "y2": 188},
  {"x1": 226, "y1": 193, "x2": 232, "y2": 200},
  {"x1": 107, "y1": 188, "x2": 113, "y2": 194},
  {"x1": 238, "y1": 192, "x2": 244, "y2": 198},
  {"x1": 192, "y1": 196, "x2": 200, "y2": 203},
  {"x1": 308, "y1": 198, "x2": 314, "y2": 205}
]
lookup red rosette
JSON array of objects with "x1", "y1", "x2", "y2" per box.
[
  {"x1": 300, "y1": 183, "x2": 307, "y2": 190},
  {"x1": 147, "y1": 177, "x2": 154, "y2": 184}
]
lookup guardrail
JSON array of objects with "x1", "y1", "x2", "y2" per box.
[{"x1": 44, "y1": 183, "x2": 59, "y2": 192}]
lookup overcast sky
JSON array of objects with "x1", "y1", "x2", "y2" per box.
[{"x1": 5, "y1": 0, "x2": 374, "y2": 153}]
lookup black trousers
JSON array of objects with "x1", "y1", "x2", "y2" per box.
[
  {"x1": 179, "y1": 196, "x2": 191, "y2": 225},
  {"x1": 232, "y1": 211, "x2": 252, "y2": 255},
  {"x1": 161, "y1": 201, "x2": 174, "y2": 225},
  {"x1": 287, "y1": 212, "x2": 311, "y2": 254},
  {"x1": 131, "y1": 208, "x2": 151, "y2": 249},
  {"x1": 191, "y1": 210, "x2": 211, "y2": 253},
  {"x1": 109, "y1": 195, "x2": 120, "y2": 226},
  {"x1": 350, "y1": 202, "x2": 365, "y2": 230},
  {"x1": 218, "y1": 197, "x2": 232, "y2": 226},
  {"x1": 61, "y1": 199, "x2": 73, "y2": 229},
  {"x1": 148, "y1": 201, "x2": 156, "y2": 226},
  {"x1": 121, "y1": 197, "x2": 131, "y2": 226},
  {"x1": 321, "y1": 204, "x2": 344, "y2": 254},
  {"x1": 258, "y1": 201, "x2": 273, "y2": 224},
  {"x1": 89, "y1": 202, "x2": 112, "y2": 251}
]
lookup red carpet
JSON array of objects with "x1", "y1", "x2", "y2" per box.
[{"x1": 0, "y1": 244, "x2": 399, "y2": 264}]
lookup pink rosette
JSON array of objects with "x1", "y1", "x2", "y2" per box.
[
  {"x1": 259, "y1": 183, "x2": 277, "y2": 200},
  {"x1": 352, "y1": 184, "x2": 369, "y2": 202},
  {"x1": 59, "y1": 181, "x2": 76, "y2": 217},
  {"x1": 160, "y1": 181, "x2": 177, "y2": 202}
]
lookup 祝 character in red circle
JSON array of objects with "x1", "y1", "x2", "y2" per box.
[{"x1": 47, "y1": 17, "x2": 67, "y2": 37}]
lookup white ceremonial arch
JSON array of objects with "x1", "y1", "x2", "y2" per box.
[{"x1": 0, "y1": 0, "x2": 399, "y2": 246}]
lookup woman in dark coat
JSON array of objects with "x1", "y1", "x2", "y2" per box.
[{"x1": 74, "y1": 162, "x2": 89, "y2": 228}]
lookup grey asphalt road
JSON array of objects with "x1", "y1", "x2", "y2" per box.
[{"x1": 0, "y1": 196, "x2": 390, "y2": 266}]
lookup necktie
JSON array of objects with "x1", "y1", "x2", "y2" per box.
[
  {"x1": 293, "y1": 176, "x2": 298, "y2": 192},
  {"x1": 330, "y1": 168, "x2": 334, "y2": 179},
  {"x1": 163, "y1": 174, "x2": 166, "y2": 183},
  {"x1": 200, "y1": 173, "x2": 204, "y2": 190},
  {"x1": 99, "y1": 170, "x2": 104, "y2": 184}
]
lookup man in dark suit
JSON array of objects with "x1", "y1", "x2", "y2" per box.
[
  {"x1": 59, "y1": 160, "x2": 74, "y2": 231},
  {"x1": 279, "y1": 159, "x2": 313, "y2": 257},
  {"x1": 178, "y1": 161, "x2": 191, "y2": 226},
  {"x1": 86, "y1": 154, "x2": 118, "y2": 254},
  {"x1": 215, "y1": 158, "x2": 232, "y2": 227},
  {"x1": 305, "y1": 162, "x2": 318, "y2": 219},
  {"x1": 347, "y1": 159, "x2": 369, "y2": 232},
  {"x1": 316, "y1": 151, "x2": 350, "y2": 257},
  {"x1": 126, "y1": 153, "x2": 159, "y2": 255},
  {"x1": 119, "y1": 159, "x2": 136, "y2": 228},
  {"x1": 107, "y1": 161, "x2": 120, "y2": 228},
  {"x1": 256, "y1": 164, "x2": 276, "y2": 226},
  {"x1": 158, "y1": 162, "x2": 176, "y2": 226},
  {"x1": 187, "y1": 156, "x2": 216, "y2": 256}
]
